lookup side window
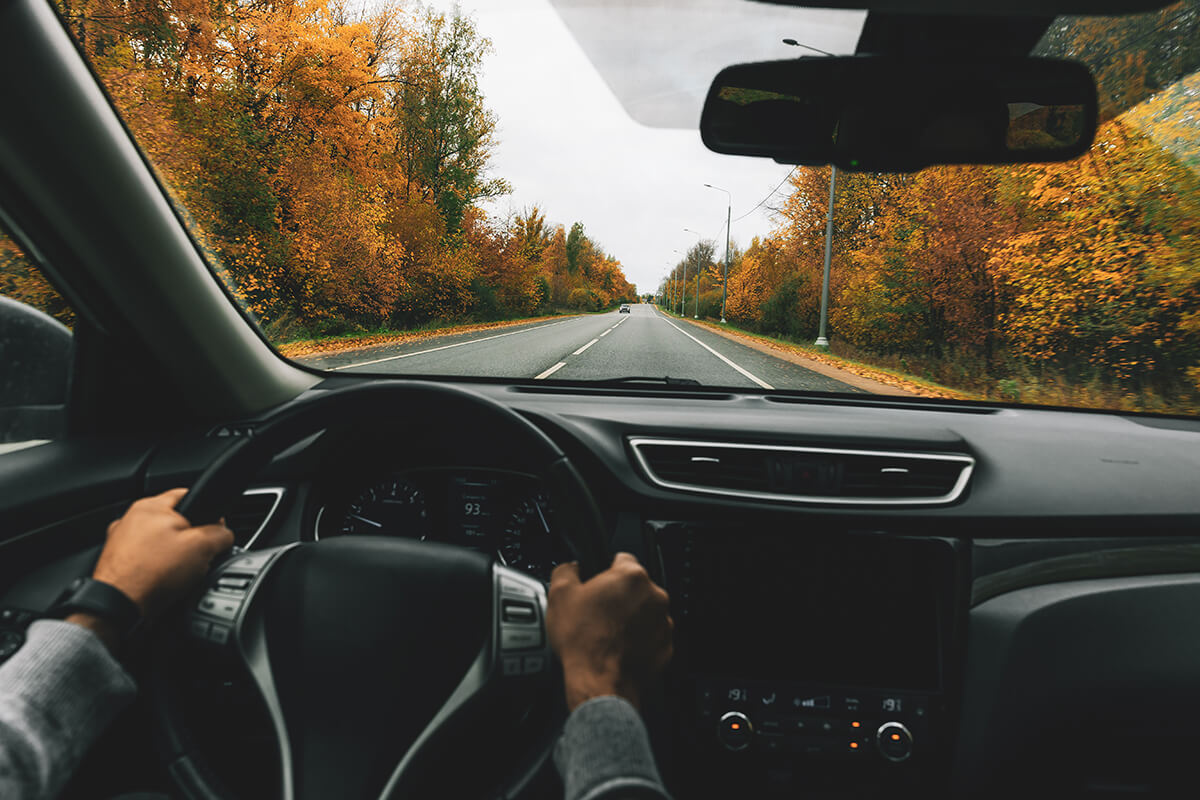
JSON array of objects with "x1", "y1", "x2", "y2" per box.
[{"x1": 0, "y1": 229, "x2": 74, "y2": 448}]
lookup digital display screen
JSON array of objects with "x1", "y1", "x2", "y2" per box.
[
  {"x1": 446, "y1": 473, "x2": 501, "y2": 548},
  {"x1": 673, "y1": 531, "x2": 948, "y2": 690}
]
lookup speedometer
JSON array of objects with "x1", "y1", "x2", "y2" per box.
[
  {"x1": 337, "y1": 476, "x2": 431, "y2": 540},
  {"x1": 499, "y1": 494, "x2": 562, "y2": 581}
]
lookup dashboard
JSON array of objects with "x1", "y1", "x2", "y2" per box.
[
  {"x1": 256, "y1": 381, "x2": 1199, "y2": 798},
  {"x1": 7, "y1": 380, "x2": 1200, "y2": 799}
]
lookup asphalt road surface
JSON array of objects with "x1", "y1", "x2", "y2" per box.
[{"x1": 298, "y1": 304, "x2": 864, "y2": 393}]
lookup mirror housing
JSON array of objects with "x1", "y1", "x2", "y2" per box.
[
  {"x1": 700, "y1": 56, "x2": 1098, "y2": 172},
  {"x1": 0, "y1": 295, "x2": 72, "y2": 443}
]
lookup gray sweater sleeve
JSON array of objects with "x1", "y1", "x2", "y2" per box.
[
  {"x1": 554, "y1": 695, "x2": 671, "y2": 800},
  {"x1": 0, "y1": 620, "x2": 137, "y2": 800}
]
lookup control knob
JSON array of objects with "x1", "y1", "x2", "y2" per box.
[
  {"x1": 876, "y1": 721, "x2": 913, "y2": 762},
  {"x1": 717, "y1": 711, "x2": 753, "y2": 751}
]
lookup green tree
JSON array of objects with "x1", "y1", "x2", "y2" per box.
[{"x1": 392, "y1": 8, "x2": 509, "y2": 238}]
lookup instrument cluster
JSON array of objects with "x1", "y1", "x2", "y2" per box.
[{"x1": 316, "y1": 468, "x2": 568, "y2": 581}]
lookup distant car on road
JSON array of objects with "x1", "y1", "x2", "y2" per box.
[{"x1": 619, "y1": 304, "x2": 631, "y2": 313}]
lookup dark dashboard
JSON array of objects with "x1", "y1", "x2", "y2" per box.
[
  {"x1": 5, "y1": 380, "x2": 1200, "y2": 798},
  {"x1": 214, "y1": 382, "x2": 1200, "y2": 796}
]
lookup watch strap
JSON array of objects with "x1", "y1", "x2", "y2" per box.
[{"x1": 48, "y1": 577, "x2": 141, "y2": 639}]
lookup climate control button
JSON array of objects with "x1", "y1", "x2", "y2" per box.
[
  {"x1": 717, "y1": 711, "x2": 753, "y2": 751},
  {"x1": 876, "y1": 721, "x2": 913, "y2": 762}
]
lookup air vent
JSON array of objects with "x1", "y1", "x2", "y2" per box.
[
  {"x1": 224, "y1": 488, "x2": 284, "y2": 548},
  {"x1": 629, "y1": 439, "x2": 973, "y2": 506}
]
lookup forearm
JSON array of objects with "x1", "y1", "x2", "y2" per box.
[
  {"x1": 554, "y1": 695, "x2": 670, "y2": 800},
  {"x1": 0, "y1": 620, "x2": 136, "y2": 800}
]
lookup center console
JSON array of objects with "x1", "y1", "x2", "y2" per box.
[{"x1": 650, "y1": 522, "x2": 965, "y2": 797}]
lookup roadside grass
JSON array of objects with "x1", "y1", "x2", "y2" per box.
[
  {"x1": 657, "y1": 307, "x2": 977, "y2": 400},
  {"x1": 275, "y1": 308, "x2": 614, "y2": 359},
  {"x1": 657, "y1": 306, "x2": 1200, "y2": 414}
]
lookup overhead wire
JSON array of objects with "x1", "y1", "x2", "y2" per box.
[{"x1": 732, "y1": 166, "x2": 799, "y2": 224}]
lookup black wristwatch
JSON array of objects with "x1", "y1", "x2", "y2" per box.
[{"x1": 47, "y1": 577, "x2": 142, "y2": 640}]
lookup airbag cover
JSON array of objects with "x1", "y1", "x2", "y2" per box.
[{"x1": 255, "y1": 537, "x2": 492, "y2": 800}]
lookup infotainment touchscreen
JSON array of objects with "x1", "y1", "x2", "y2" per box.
[{"x1": 671, "y1": 530, "x2": 951, "y2": 690}]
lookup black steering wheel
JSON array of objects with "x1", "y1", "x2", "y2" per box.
[{"x1": 149, "y1": 381, "x2": 610, "y2": 800}]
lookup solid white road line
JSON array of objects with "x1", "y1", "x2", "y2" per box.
[
  {"x1": 534, "y1": 361, "x2": 567, "y2": 380},
  {"x1": 328, "y1": 318, "x2": 576, "y2": 371},
  {"x1": 600, "y1": 329, "x2": 611, "y2": 337},
  {"x1": 659, "y1": 317, "x2": 774, "y2": 390},
  {"x1": 573, "y1": 338, "x2": 599, "y2": 355}
]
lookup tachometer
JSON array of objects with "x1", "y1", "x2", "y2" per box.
[
  {"x1": 499, "y1": 494, "x2": 562, "y2": 581},
  {"x1": 337, "y1": 477, "x2": 431, "y2": 539}
]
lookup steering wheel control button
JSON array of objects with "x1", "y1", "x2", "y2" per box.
[
  {"x1": 500, "y1": 626, "x2": 543, "y2": 650},
  {"x1": 197, "y1": 593, "x2": 240, "y2": 622},
  {"x1": 876, "y1": 721, "x2": 913, "y2": 762},
  {"x1": 215, "y1": 576, "x2": 253, "y2": 593},
  {"x1": 499, "y1": 576, "x2": 536, "y2": 598},
  {"x1": 502, "y1": 600, "x2": 537, "y2": 623},
  {"x1": 718, "y1": 711, "x2": 753, "y2": 751},
  {"x1": 226, "y1": 551, "x2": 275, "y2": 572},
  {"x1": 189, "y1": 618, "x2": 211, "y2": 640},
  {"x1": 207, "y1": 624, "x2": 231, "y2": 645}
]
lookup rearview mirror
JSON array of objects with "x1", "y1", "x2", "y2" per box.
[{"x1": 700, "y1": 56, "x2": 1098, "y2": 172}]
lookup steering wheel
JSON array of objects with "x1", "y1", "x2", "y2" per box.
[{"x1": 148, "y1": 381, "x2": 610, "y2": 800}]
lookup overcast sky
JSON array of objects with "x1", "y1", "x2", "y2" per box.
[{"x1": 425, "y1": 0, "x2": 865, "y2": 293}]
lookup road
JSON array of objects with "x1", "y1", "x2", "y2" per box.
[{"x1": 298, "y1": 304, "x2": 864, "y2": 393}]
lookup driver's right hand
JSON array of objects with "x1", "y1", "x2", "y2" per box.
[{"x1": 546, "y1": 552, "x2": 674, "y2": 712}]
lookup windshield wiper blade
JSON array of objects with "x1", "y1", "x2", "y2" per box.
[{"x1": 594, "y1": 376, "x2": 702, "y2": 387}]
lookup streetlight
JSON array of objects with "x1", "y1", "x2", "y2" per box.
[
  {"x1": 782, "y1": 38, "x2": 835, "y2": 344},
  {"x1": 781, "y1": 38, "x2": 834, "y2": 56},
  {"x1": 704, "y1": 183, "x2": 731, "y2": 323},
  {"x1": 814, "y1": 165, "x2": 836, "y2": 347},
  {"x1": 671, "y1": 248, "x2": 684, "y2": 316},
  {"x1": 683, "y1": 228, "x2": 702, "y2": 318}
]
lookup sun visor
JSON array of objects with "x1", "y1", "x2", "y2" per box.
[{"x1": 546, "y1": 0, "x2": 865, "y2": 129}]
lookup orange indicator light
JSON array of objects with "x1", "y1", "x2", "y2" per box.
[
  {"x1": 850, "y1": 742, "x2": 859, "y2": 749},
  {"x1": 731, "y1": 723, "x2": 740, "y2": 730},
  {"x1": 891, "y1": 733, "x2": 901, "y2": 741},
  {"x1": 851, "y1": 721, "x2": 860, "y2": 728}
]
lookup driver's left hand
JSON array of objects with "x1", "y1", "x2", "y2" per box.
[{"x1": 70, "y1": 489, "x2": 233, "y2": 650}]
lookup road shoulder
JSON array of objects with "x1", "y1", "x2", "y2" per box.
[
  {"x1": 279, "y1": 314, "x2": 581, "y2": 360},
  {"x1": 668, "y1": 315, "x2": 963, "y2": 399}
]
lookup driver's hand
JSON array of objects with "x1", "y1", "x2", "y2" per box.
[
  {"x1": 547, "y1": 552, "x2": 673, "y2": 712},
  {"x1": 90, "y1": 488, "x2": 233, "y2": 626}
]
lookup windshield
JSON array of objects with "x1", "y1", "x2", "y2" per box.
[{"x1": 56, "y1": 0, "x2": 1200, "y2": 413}]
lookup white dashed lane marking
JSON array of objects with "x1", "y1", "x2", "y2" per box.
[
  {"x1": 534, "y1": 361, "x2": 567, "y2": 380},
  {"x1": 534, "y1": 311, "x2": 630, "y2": 378}
]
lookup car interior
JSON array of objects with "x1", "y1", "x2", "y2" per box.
[{"x1": 1, "y1": 0, "x2": 1199, "y2": 797}]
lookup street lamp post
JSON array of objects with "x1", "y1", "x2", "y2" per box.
[
  {"x1": 683, "y1": 228, "x2": 703, "y2": 319},
  {"x1": 671, "y1": 249, "x2": 684, "y2": 316},
  {"x1": 704, "y1": 183, "x2": 731, "y2": 323},
  {"x1": 814, "y1": 165, "x2": 836, "y2": 347},
  {"x1": 778, "y1": 40, "x2": 837, "y2": 346}
]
